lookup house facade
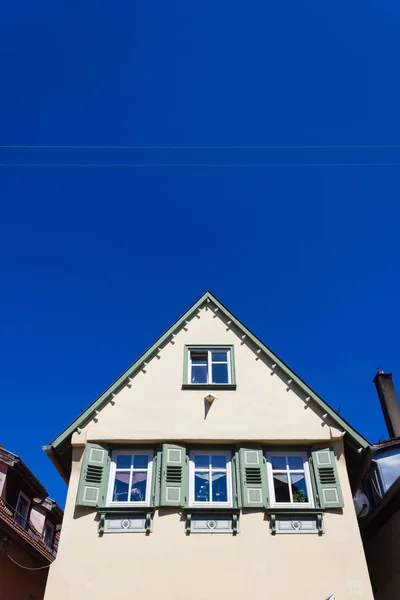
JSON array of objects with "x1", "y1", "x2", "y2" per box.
[
  {"x1": 0, "y1": 445, "x2": 63, "y2": 600},
  {"x1": 43, "y1": 292, "x2": 374, "y2": 600}
]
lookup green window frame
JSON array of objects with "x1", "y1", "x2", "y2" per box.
[{"x1": 182, "y1": 345, "x2": 236, "y2": 390}]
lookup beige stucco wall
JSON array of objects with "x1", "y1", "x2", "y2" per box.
[
  {"x1": 75, "y1": 307, "x2": 342, "y2": 444},
  {"x1": 45, "y1": 444, "x2": 373, "y2": 600},
  {"x1": 44, "y1": 306, "x2": 373, "y2": 600}
]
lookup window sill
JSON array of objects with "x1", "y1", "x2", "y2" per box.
[
  {"x1": 181, "y1": 384, "x2": 237, "y2": 391},
  {"x1": 184, "y1": 507, "x2": 240, "y2": 514},
  {"x1": 101, "y1": 506, "x2": 153, "y2": 513},
  {"x1": 183, "y1": 508, "x2": 240, "y2": 535},
  {"x1": 266, "y1": 508, "x2": 324, "y2": 536},
  {"x1": 266, "y1": 507, "x2": 324, "y2": 514},
  {"x1": 98, "y1": 507, "x2": 154, "y2": 536}
]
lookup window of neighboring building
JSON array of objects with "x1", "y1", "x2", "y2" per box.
[
  {"x1": 266, "y1": 452, "x2": 314, "y2": 508},
  {"x1": 107, "y1": 450, "x2": 154, "y2": 506},
  {"x1": 44, "y1": 520, "x2": 55, "y2": 545},
  {"x1": 15, "y1": 491, "x2": 30, "y2": 527},
  {"x1": 186, "y1": 347, "x2": 234, "y2": 385},
  {"x1": 189, "y1": 450, "x2": 232, "y2": 507}
]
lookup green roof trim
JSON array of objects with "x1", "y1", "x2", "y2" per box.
[{"x1": 49, "y1": 291, "x2": 369, "y2": 459}]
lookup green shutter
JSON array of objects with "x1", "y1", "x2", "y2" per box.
[
  {"x1": 151, "y1": 449, "x2": 162, "y2": 507},
  {"x1": 311, "y1": 447, "x2": 344, "y2": 509},
  {"x1": 160, "y1": 444, "x2": 188, "y2": 507},
  {"x1": 76, "y1": 443, "x2": 110, "y2": 508},
  {"x1": 239, "y1": 448, "x2": 269, "y2": 508}
]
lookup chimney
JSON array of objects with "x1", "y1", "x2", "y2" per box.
[{"x1": 373, "y1": 371, "x2": 400, "y2": 439}]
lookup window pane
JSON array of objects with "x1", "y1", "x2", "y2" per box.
[
  {"x1": 211, "y1": 351, "x2": 228, "y2": 363},
  {"x1": 113, "y1": 475, "x2": 129, "y2": 502},
  {"x1": 212, "y1": 473, "x2": 227, "y2": 502},
  {"x1": 133, "y1": 455, "x2": 149, "y2": 469},
  {"x1": 271, "y1": 456, "x2": 286, "y2": 470},
  {"x1": 130, "y1": 472, "x2": 147, "y2": 502},
  {"x1": 211, "y1": 455, "x2": 227, "y2": 469},
  {"x1": 191, "y1": 351, "x2": 208, "y2": 363},
  {"x1": 116, "y1": 455, "x2": 132, "y2": 469},
  {"x1": 194, "y1": 454, "x2": 209, "y2": 469},
  {"x1": 45, "y1": 525, "x2": 53, "y2": 542},
  {"x1": 191, "y1": 365, "x2": 208, "y2": 384},
  {"x1": 288, "y1": 456, "x2": 304, "y2": 470},
  {"x1": 273, "y1": 473, "x2": 291, "y2": 502},
  {"x1": 291, "y1": 475, "x2": 309, "y2": 503},
  {"x1": 212, "y1": 363, "x2": 228, "y2": 383},
  {"x1": 195, "y1": 473, "x2": 210, "y2": 502}
]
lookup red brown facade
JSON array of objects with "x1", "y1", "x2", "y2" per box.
[{"x1": 0, "y1": 446, "x2": 63, "y2": 600}]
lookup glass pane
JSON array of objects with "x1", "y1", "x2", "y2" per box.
[
  {"x1": 211, "y1": 351, "x2": 227, "y2": 363},
  {"x1": 116, "y1": 455, "x2": 132, "y2": 469},
  {"x1": 130, "y1": 472, "x2": 147, "y2": 502},
  {"x1": 113, "y1": 475, "x2": 129, "y2": 502},
  {"x1": 271, "y1": 456, "x2": 286, "y2": 470},
  {"x1": 273, "y1": 473, "x2": 291, "y2": 502},
  {"x1": 212, "y1": 363, "x2": 228, "y2": 383},
  {"x1": 291, "y1": 475, "x2": 309, "y2": 503},
  {"x1": 194, "y1": 454, "x2": 209, "y2": 469},
  {"x1": 191, "y1": 365, "x2": 208, "y2": 384},
  {"x1": 211, "y1": 454, "x2": 227, "y2": 469},
  {"x1": 45, "y1": 525, "x2": 53, "y2": 542},
  {"x1": 212, "y1": 473, "x2": 227, "y2": 502},
  {"x1": 195, "y1": 473, "x2": 210, "y2": 502},
  {"x1": 288, "y1": 456, "x2": 304, "y2": 470},
  {"x1": 133, "y1": 454, "x2": 149, "y2": 469},
  {"x1": 191, "y1": 351, "x2": 207, "y2": 363}
]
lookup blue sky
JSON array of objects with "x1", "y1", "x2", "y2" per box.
[{"x1": 1, "y1": 0, "x2": 400, "y2": 507}]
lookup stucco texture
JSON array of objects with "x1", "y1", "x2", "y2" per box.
[
  {"x1": 75, "y1": 307, "x2": 341, "y2": 444},
  {"x1": 44, "y1": 307, "x2": 373, "y2": 600}
]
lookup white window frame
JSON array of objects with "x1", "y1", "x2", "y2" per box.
[
  {"x1": 107, "y1": 450, "x2": 154, "y2": 507},
  {"x1": 189, "y1": 450, "x2": 233, "y2": 508},
  {"x1": 188, "y1": 347, "x2": 232, "y2": 385},
  {"x1": 15, "y1": 491, "x2": 30, "y2": 526},
  {"x1": 266, "y1": 451, "x2": 314, "y2": 508}
]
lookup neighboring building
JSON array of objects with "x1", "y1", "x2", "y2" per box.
[
  {"x1": 357, "y1": 371, "x2": 400, "y2": 600},
  {"x1": 43, "y1": 291, "x2": 374, "y2": 600},
  {"x1": 0, "y1": 445, "x2": 63, "y2": 600}
]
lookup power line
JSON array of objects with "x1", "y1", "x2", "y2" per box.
[
  {"x1": 1, "y1": 145, "x2": 400, "y2": 150},
  {"x1": 1, "y1": 547, "x2": 50, "y2": 571},
  {"x1": 2, "y1": 163, "x2": 400, "y2": 168}
]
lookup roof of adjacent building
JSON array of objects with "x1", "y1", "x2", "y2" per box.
[
  {"x1": 372, "y1": 435, "x2": 400, "y2": 451},
  {"x1": 0, "y1": 445, "x2": 63, "y2": 564},
  {"x1": 0, "y1": 498, "x2": 58, "y2": 563},
  {"x1": 44, "y1": 290, "x2": 370, "y2": 480},
  {"x1": 0, "y1": 445, "x2": 63, "y2": 518}
]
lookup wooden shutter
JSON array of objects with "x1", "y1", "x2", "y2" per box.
[
  {"x1": 311, "y1": 447, "x2": 344, "y2": 509},
  {"x1": 239, "y1": 448, "x2": 269, "y2": 508},
  {"x1": 151, "y1": 449, "x2": 162, "y2": 507},
  {"x1": 160, "y1": 444, "x2": 188, "y2": 507},
  {"x1": 76, "y1": 443, "x2": 110, "y2": 508}
]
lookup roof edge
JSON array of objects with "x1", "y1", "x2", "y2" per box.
[
  {"x1": 48, "y1": 291, "x2": 212, "y2": 451},
  {"x1": 47, "y1": 290, "x2": 369, "y2": 466}
]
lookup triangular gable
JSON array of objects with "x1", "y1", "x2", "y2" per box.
[{"x1": 45, "y1": 291, "x2": 369, "y2": 478}]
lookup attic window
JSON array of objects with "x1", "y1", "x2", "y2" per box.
[{"x1": 185, "y1": 347, "x2": 234, "y2": 387}]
